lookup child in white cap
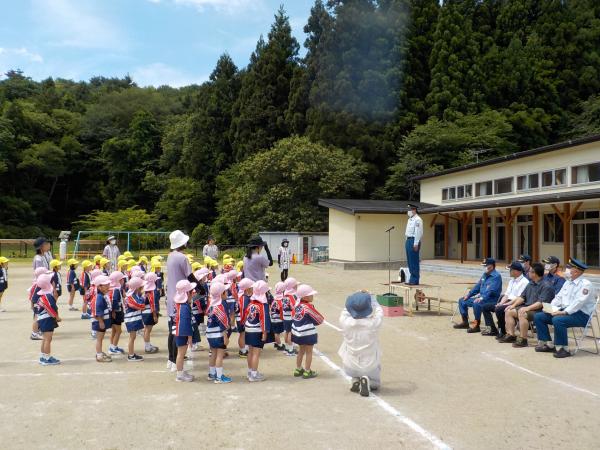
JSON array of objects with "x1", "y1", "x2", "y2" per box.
[
  {"x1": 338, "y1": 291, "x2": 383, "y2": 397},
  {"x1": 291, "y1": 284, "x2": 324, "y2": 379}
]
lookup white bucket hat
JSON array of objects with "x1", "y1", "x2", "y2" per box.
[{"x1": 169, "y1": 230, "x2": 189, "y2": 250}]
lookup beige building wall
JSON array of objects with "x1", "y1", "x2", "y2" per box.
[
  {"x1": 419, "y1": 141, "x2": 600, "y2": 205},
  {"x1": 354, "y1": 213, "x2": 411, "y2": 261},
  {"x1": 328, "y1": 209, "x2": 357, "y2": 261}
]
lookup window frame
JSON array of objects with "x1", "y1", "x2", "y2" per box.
[
  {"x1": 541, "y1": 168, "x2": 567, "y2": 189},
  {"x1": 571, "y1": 162, "x2": 600, "y2": 186},
  {"x1": 494, "y1": 177, "x2": 514, "y2": 195}
]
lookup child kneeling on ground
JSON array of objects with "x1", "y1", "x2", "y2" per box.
[{"x1": 338, "y1": 291, "x2": 383, "y2": 397}]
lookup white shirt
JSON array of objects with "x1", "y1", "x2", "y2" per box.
[
  {"x1": 102, "y1": 244, "x2": 120, "y2": 271},
  {"x1": 405, "y1": 214, "x2": 423, "y2": 245},
  {"x1": 551, "y1": 276, "x2": 597, "y2": 316},
  {"x1": 202, "y1": 244, "x2": 219, "y2": 259},
  {"x1": 338, "y1": 300, "x2": 383, "y2": 373},
  {"x1": 278, "y1": 246, "x2": 290, "y2": 270},
  {"x1": 504, "y1": 274, "x2": 529, "y2": 301}
]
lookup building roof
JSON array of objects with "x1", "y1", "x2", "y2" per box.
[
  {"x1": 411, "y1": 134, "x2": 600, "y2": 181},
  {"x1": 318, "y1": 199, "x2": 436, "y2": 215},
  {"x1": 418, "y1": 187, "x2": 600, "y2": 214},
  {"x1": 259, "y1": 231, "x2": 328, "y2": 235}
]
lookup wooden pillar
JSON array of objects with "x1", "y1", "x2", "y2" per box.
[
  {"x1": 482, "y1": 210, "x2": 489, "y2": 258},
  {"x1": 444, "y1": 214, "x2": 449, "y2": 259},
  {"x1": 563, "y1": 203, "x2": 571, "y2": 265},
  {"x1": 506, "y1": 207, "x2": 513, "y2": 262},
  {"x1": 532, "y1": 206, "x2": 539, "y2": 262},
  {"x1": 461, "y1": 212, "x2": 468, "y2": 263}
]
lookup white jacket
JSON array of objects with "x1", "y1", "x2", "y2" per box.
[{"x1": 337, "y1": 300, "x2": 383, "y2": 373}]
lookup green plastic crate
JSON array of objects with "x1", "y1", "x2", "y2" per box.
[{"x1": 376, "y1": 294, "x2": 403, "y2": 307}]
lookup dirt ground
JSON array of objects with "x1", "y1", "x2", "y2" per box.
[{"x1": 0, "y1": 262, "x2": 599, "y2": 450}]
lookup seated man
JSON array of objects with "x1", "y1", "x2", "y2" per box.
[
  {"x1": 542, "y1": 255, "x2": 566, "y2": 295},
  {"x1": 518, "y1": 254, "x2": 532, "y2": 279},
  {"x1": 454, "y1": 258, "x2": 502, "y2": 333},
  {"x1": 534, "y1": 258, "x2": 597, "y2": 358},
  {"x1": 501, "y1": 262, "x2": 555, "y2": 347},
  {"x1": 481, "y1": 261, "x2": 529, "y2": 338}
]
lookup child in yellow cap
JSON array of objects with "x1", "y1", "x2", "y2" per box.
[
  {"x1": 80, "y1": 260, "x2": 93, "y2": 319},
  {"x1": 50, "y1": 259, "x2": 63, "y2": 300},
  {"x1": 0, "y1": 257, "x2": 9, "y2": 312},
  {"x1": 66, "y1": 258, "x2": 81, "y2": 311}
]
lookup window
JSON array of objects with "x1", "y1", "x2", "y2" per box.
[
  {"x1": 442, "y1": 184, "x2": 472, "y2": 202},
  {"x1": 442, "y1": 188, "x2": 448, "y2": 201},
  {"x1": 448, "y1": 187, "x2": 456, "y2": 200},
  {"x1": 475, "y1": 181, "x2": 492, "y2": 197},
  {"x1": 517, "y1": 215, "x2": 533, "y2": 223},
  {"x1": 494, "y1": 177, "x2": 513, "y2": 194},
  {"x1": 543, "y1": 213, "x2": 564, "y2": 243},
  {"x1": 572, "y1": 162, "x2": 600, "y2": 185},
  {"x1": 542, "y1": 168, "x2": 566, "y2": 187},
  {"x1": 517, "y1": 173, "x2": 539, "y2": 191},
  {"x1": 457, "y1": 222, "x2": 473, "y2": 243}
]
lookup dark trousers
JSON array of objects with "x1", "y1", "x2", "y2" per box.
[
  {"x1": 280, "y1": 269, "x2": 288, "y2": 282},
  {"x1": 482, "y1": 303, "x2": 509, "y2": 332},
  {"x1": 168, "y1": 317, "x2": 178, "y2": 363},
  {"x1": 534, "y1": 310, "x2": 590, "y2": 346},
  {"x1": 405, "y1": 237, "x2": 420, "y2": 284}
]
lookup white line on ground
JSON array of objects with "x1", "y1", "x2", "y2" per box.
[
  {"x1": 0, "y1": 370, "x2": 168, "y2": 378},
  {"x1": 482, "y1": 352, "x2": 600, "y2": 399},
  {"x1": 323, "y1": 320, "x2": 342, "y2": 332},
  {"x1": 314, "y1": 346, "x2": 451, "y2": 450}
]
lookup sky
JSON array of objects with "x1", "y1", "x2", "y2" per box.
[{"x1": 0, "y1": 0, "x2": 315, "y2": 87}]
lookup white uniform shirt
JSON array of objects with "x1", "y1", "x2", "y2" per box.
[
  {"x1": 338, "y1": 300, "x2": 383, "y2": 373},
  {"x1": 405, "y1": 214, "x2": 423, "y2": 245},
  {"x1": 551, "y1": 276, "x2": 597, "y2": 316},
  {"x1": 278, "y1": 246, "x2": 290, "y2": 270},
  {"x1": 504, "y1": 274, "x2": 530, "y2": 301}
]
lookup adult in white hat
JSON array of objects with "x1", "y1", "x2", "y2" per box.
[{"x1": 102, "y1": 235, "x2": 121, "y2": 274}]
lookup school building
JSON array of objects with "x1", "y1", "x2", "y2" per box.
[{"x1": 319, "y1": 134, "x2": 600, "y2": 268}]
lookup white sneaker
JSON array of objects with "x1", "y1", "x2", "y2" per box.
[
  {"x1": 249, "y1": 372, "x2": 266, "y2": 382},
  {"x1": 167, "y1": 360, "x2": 174, "y2": 370},
  {"x1": 191, "y1": 343, "x2": 203, "y2": 352},
  {"x1": 170, "y1": 363, "x2": 178, "y2": 373},
  {"x1": 176, "y1": 371, "x2": 194, "y2": 382}
]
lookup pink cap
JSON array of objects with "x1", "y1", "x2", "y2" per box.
[
  {"x1": 174, "y1": 279, "x2": 196, "y2": 304},
  {"x1": 284, "y1": 277, "x2": 298, "y2": 295},
  {"x1": 251, "y1": 280, "x2": 269, "y2": 304},
  {"x1": 90, "y1": 269, "x2": 104, "y2": 284},
  {"x1": 130, "y1": 265, "x2": 141, "y2": 273},
  {"x1": 209, "y1": 281, "x2": 228, "y2": 305},
  {"x1": 131, "y1": 269, "x2": 144, "y2": 279},
  {"x1": 126, "y1": 277, "x2": 145, "y2": 296},
  {"x1": 94, "y1": 275, "x2": 110, "y2": 286},
  {"x1": 109, "y1": 271, "x2": 126, "y2": 288},
  {"x1": 296, "y1": 284, "x2": 317, "y2": 299},
  {"x1": 37, "y1": 273, "x2": 54, "y2": 295},
  {"x1": 194, "y1": 268, "x2": 210, "y2": 281},
  {"x1": 34, "y1": 267, "x2": 51, "y2": 278},
  {"x1": 275, "y1": 281, "x2": 285, "y2": 296},
  {"x1": 225, "y1": 270, "x2": 238, "y2": 281},
  {"x1": 144, "y1": 272, "x2": 158, "y2": 291},
  {"x1": 213, "y1": 274, "x2": 230, "y2": 288},
  {"x1": 237, "y1": 278, "x2": 254, "y2": 292}
]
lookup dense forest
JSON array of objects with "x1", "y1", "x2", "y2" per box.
[{"x1": 1, "y1": 0, "x2": 599, "y2": 243}]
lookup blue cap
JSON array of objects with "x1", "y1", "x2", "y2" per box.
[
  {"x1": 518, "y1": 254, "x2": 532, "y2": 262},
  {"x1": 507, "y1": 261, "x2": 524, "y2": 272},
  {"x1": 481, "y1": 257, "x2": 496, "y2": 266},
  {"x1": 345, "y1": 292, "x2": 373, "y2": 319},
  {"x1": 567, "y1": 258, "x2": 588, "y2": 271}
]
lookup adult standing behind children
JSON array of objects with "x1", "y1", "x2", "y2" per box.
[
  {"x1": 166, "y1": 230, "x2": 196, "y2": 370},
  {"x1": 102, "y1": 235, "x2": 121, "y2": 272},
  {"x1": 202, "y1": 236, "x2": 219, "y2": 260},
  {"x1": 243, "y1": 236, "x2": 273, "y2": 282},
  {"x1": 33, "y1": 237, "x2": 53, "y2": 272}
]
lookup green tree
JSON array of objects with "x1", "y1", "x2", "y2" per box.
[{"x1": 154, "y1": 177, "x2": 211, "y2": 232}]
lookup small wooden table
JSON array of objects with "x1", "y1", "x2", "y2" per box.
[{"x1": 384, "y1": 282, "x2": 443, "y2": 315}]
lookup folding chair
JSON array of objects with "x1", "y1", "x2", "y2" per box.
[
  {"x1": 570, "y1": 296, "x2": 600, "y2": 355},
  {"x1": 451, "y1": 288, "x2": 471, "y2": 324}
]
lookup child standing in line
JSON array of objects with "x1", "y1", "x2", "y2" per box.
[
  {"x1": 0, "y1": 256, "x2": 9, "y2": 312},
  {"x1": 271, "y1": 281, "x2": 286, "y2": 351},
  {"x1": 50, "y1": 259, "x2": 63, "y2": 301},
  {"x1": 80, "y1": 260, "x2": 93, "y2": 320},
  {"x1": 108, "y1": 271, "x2": 126, "y2": 355},
  {"x1": 138, "y1": 256, "x2": 148, "y2": 272},
  {"x1": 35, "y1": 273, "x2": 61, "y2": 365},
  {"x1": 142, "y1": 273, "x2": 159, "y2": 354},
  {"x1": 117, "y1": 259, "x2": 129, "y2": 283},
  {"x1": 173, "y1": 280, "x2": 196, "y2": 382},
  {"x1": 282, "y1": 277, "x2": 299, "y2": 356},
  {"x1": 29, "y1": 267, "x2": 49, "y2": 340},
  {"x1": 100, "y1": 258, "x2": 111, "y2": 276},
  {"x1": 66, "y1": 258, "x2": 81, "y2": 311},
  {"x1": 235, "y1": 278, "x2": 254, "y2": 358},
  {"x1": 154, "y1": 261, "x2": 165, "y2": 299},
  {"x1": 292, "y1": 284, "x2": 324, "y2": 379},
  {"x1": 206, "y1": 281, "x2": 232, "y2": 384},
  {"x1": 88, "y1": 269, "x2": 103, "y2": 339},
  {"x1": 91, "y1": 275, "x2": 113, "y2": 363},
  {"x1": 243, "y1": 280, "x2": 271, "y2": 382},
  {"x1": 123, "y1": 277, "x2": 145, "y2": 362},
  {"x1": 191, "y1": 268, "x2": 210, "y2": 352}
]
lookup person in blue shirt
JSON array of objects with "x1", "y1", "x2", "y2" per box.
[
  {"x1": 453, "y1": 258, "x2": 503, "y2": 333},
  {"x1": 542, "y1": 256, "x2": 566, "y2": 295}
]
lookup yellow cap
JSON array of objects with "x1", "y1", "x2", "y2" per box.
[
  {"x1": 138, "y1": 255, "x2": 148, "y2": 264},
  {"x1": 100, "y1": 257, "x2": 110, "y2": 267},
  {"x1": 123, "y1": 251, "x2": 133, "y2": 258},
  {"x1": 191, "y1": 262, "x2": 202, "y2": 271},
  {"x1": 81, "y1": 260, "x2": 93, "y2": 269},
  {"x1": 93, "y1": 255, "x2": 102, "y2": 263},
  {"x1": 67, "y1": 258, "x2": 79, "y2": 266},
  {"x1": 210, "y1": 260, "x2": 219, "y2": 268},
  {"x1": 236, "y1": 261, "x2": 244, "y2": 271},
  {"x1": 151, "y1": 255, "x2": 163, "y2": 262},
  {"x1": 222, "y1": 254, "x2": 231, "y2": 260},
  {"x1": 50, "y1": 259, "x2": 62, "y2": 270},
  {"x1": 117, "y1": 259, "x2": 128, "y2": 269},
  {"x1": 117, "y1": 255, "x2": 127, "y2": 261},
  {"x1": 126, "y1": 259, "x2": 137, "y2": 269},
  {"x1": 151, "y1": 263, "x2": 162, "y2": 271},
  {"x1": 0, "y1": 256, "x2": 9, "y2": 264},
  {"x1": 223, "y1": 258, "x2": 234, "y2": 265}
]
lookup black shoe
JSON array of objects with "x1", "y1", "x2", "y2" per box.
[
  {"x1": 495, "y1": 332, "x2": 505, "y2": 341},
  {"x1": 535, "y1": 344, "x2": 557, "y2": 353},
  {"x1": 500, "y1": 334, "x2": 517, "y2": 343},
  {"x1": 482, "y1": 328, "x2": 499, "y2": 336},
  {"x1": 512, "y1": 337, "x2": 528, "y2": 348},
  {"x1": 453, "y1": 322, "x2": 469, "y2": 329},
  {"x1": 553, "y1": 348, "x2": 572, "y2": 358},
  {"x1": 350, "y1": 379, "x2": 360, "y2": 393},
  {"x1": 467, "y1": 326, "x2": 481, "y2": 333},
  {"x1": 359, "y1": 376, "x2": 370, "y2": 397}
]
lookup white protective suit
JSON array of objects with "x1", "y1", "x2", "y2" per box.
[{"x1": 338, "y1": 299, "x2": 383, "y2": 388}]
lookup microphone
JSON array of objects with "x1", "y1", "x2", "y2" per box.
[{"x1": 385, "y1": 226, "x2": 395, "y2": 232}]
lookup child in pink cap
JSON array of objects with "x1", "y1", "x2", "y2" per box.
[
  {"x1": 271, "y1": 281, "x2": 286, "y2": 351},
  {"x1": 124, "y1": 277, "x2": 146, "y2": 362},
  {"x1": 190, "y1": 268, "x2": 210, "y2": 352},
  {"x1": 235, "y1": 278, "x2": 253, "y2": 358},
  {"x1": 88, "y1": 269, "x2": 104, "y2": 339},
  {"x1": 282, "y1": 277, "x2": 299, "y2": 356},
  {"x1": 206, "y1": 281, "x2": 232, "y2": 384},
  {"x1": 91, "y1": 275, "x2": 112, "y2": 362},
  {"x1": 36, "y1": 273, "x2": 62, "y2": 365},
  {"x1": 142, "y1": 273, "x2": 159, "y2": 354},
  {"x1": 292, "y1": 284, "x2": 324, "y2": 379},
  {"x1": 243, "y1": 280, "x2": 272, "y2": 381},
  {"x1": 108, "y1": 271, "x2": 126, "y2": 355},
  {"x1": 29, "y1": 267, "x2": 50, "y2": 341},
  {"x1": 174, "y1": 279, "x2": 196, "y2": 382},
  {"x1": 80, "y1": 262, "x2": 92, "y2": 320}
]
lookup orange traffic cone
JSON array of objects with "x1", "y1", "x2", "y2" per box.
[
  {"x1": 291, "y1": 254, "x2": 297, "y2": 264},
  {"x1": 303, "y1": 253, "x2": 309, "y2": 265}
]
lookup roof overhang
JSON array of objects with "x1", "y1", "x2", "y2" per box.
[{"x1": 318, "y1": 199, "x2": 436, "y2": 215}]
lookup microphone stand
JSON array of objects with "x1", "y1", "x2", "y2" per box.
[{"x1": 385, "y1": 226, "x2": 395, "y2": 295}]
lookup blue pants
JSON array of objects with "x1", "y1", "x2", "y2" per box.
[
  {"x1": 534, "y1": 310, "x2": 590, "y2": 346},
  {"x1": 458, "y1": 297, "x2": 495, "y2": 322},
  {"x1": 405, "y1": 237, "x2": 420, "y2": 285}
]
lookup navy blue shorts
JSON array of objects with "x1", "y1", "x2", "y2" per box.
[
  {"x1": 245, "y1": 332, "x2": 265, "y2": 348},
  {"x1": 284, "y1": 320, "x2": 292, "y2": 333},
  {"x1": 271, "y1": 322, "x2": 284, "y2": 334},
  {"x1": 291, "y1": 333, "x2": 317, "y2": 346},
  {"x1": 125, "y1": 319, "x2": 144, "y2": 333},
  {"x1": 236, "y1": 321, "x2": 245, "y2": 332},
  {"x1": 38, "y1": 317, "x2": 56, "y2": 333},
  {"x1": 207, "y1": 337, "x2": 226, "y2": 349},
  {"x1": 92, "y1": 318, "x2": 112, "y2": 332},
  {"x1": 67, "y1": 285, "x2": 74, "y2": 293},
  {"x1": 142, "y1": 313, "x2": 157, "y2": 326},
  {"x1": 175, "y1": 336, "x2": 190, "y2": 347},
  {"x1": 112, "y1": 311, "x2": 124, "y2": 326}
]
